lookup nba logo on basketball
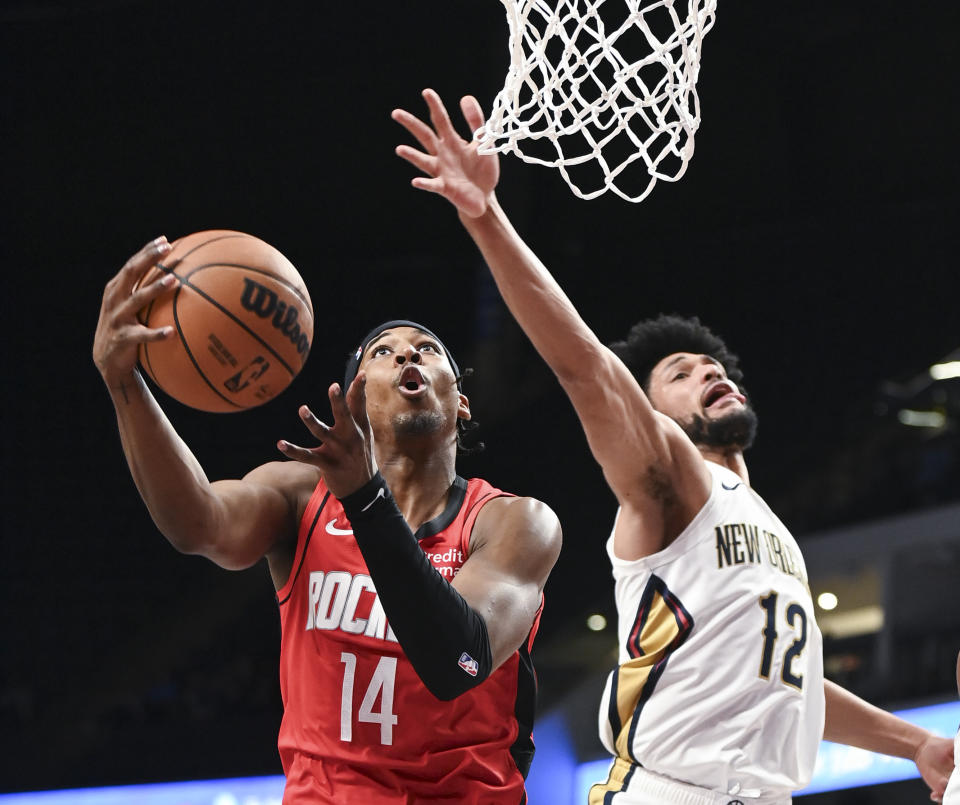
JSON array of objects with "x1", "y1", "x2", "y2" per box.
[{"x1": 458, "y1": 652, "x2": 479, "y2": 677}]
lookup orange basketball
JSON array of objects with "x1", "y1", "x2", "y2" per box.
[{"x1": 136, "y1": 230, "x2": 314, "y2": 412}]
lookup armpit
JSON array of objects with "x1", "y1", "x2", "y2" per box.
[{"x1": 642, "y1": 463, "x2": 678, "y2": 508}]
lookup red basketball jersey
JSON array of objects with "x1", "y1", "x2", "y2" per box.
[{"x1": 275, "y1": 475, "x2": 540, "y2": 804}]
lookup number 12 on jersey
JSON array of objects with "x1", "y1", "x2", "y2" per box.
[
  {"x1": 340, "y1": 652, "x2": 398, "y2": 745},
  {"x1": 758, "y1": 592, "x2": 808, "y2": 690}
]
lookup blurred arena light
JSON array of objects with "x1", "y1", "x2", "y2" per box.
[
  {"x1": 929, "y1": 361, "x2": 960, "y2": 381},
  {"x1": 586, "y1": 614, "x2": 607, "y2": 631},
  {"x1": 880, "y1": 349, "x2": 959, "y2": 401},
  {"x1": 897, "y1": 409, "x2": 947, "y2": 428}
]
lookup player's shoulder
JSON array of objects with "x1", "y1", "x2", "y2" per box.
[
  {"x1": 468, "y1": 493, "x2": 561, "y2": 582},
  {"x1": 474, "y1": 492, "x2": 562, "y2": 546},
  {"x1": 465, "y1": 476, "x2": 552, "y2": 517},
  {"x1": 654, "y1": 409, "x2": 706, "y2": 460}
]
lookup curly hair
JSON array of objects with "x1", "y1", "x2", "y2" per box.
[
  {"x1": 609, "y1": 314, "x2": 745, "y2": 393},
  {"x1": 455, "y1": 368, "x2": 484, "y2": 456}
]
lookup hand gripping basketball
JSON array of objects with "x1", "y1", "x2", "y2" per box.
[
  {"x1": 277, "y1": 373, "x2": 379, "y2": 500},
  {"x1": 133, "y1": 230, "x2": 314, "y2": 413},
  {"x1": 94, "y1": 236, "x2": 177, "y2": 388}
]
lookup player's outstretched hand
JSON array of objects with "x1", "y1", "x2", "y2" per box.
[
  {"x1": 93, "y1": 237, "x2": 177, "y2": 385},
  {"x1": 392, "y1": 88, "x2": 499, "y2": 218},
  {"x1": 277, "y1": 372, "x2": 378, "y2": 499},
  {"x1": 914, "y1": 733, "x2": 954, "y2": 802}
]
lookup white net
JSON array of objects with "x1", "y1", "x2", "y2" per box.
[{"x1": 476, "y1": 0, "x2": 717, "y2": 202}]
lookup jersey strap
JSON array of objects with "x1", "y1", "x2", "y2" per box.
[{"x1": 276, "y1": 483, "x2": 331, "y2": 606}]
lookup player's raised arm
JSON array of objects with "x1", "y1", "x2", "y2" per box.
[
  {"x1": 392, "y1": 90, "x2": 710, "y2": 530},
  {"x1": 93, "y1": 238, "x2": 302, "y2": 570}
]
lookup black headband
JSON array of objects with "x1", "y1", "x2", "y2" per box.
[{"x1": 343, "y1": 320, "x2": 462, "y2": 391}]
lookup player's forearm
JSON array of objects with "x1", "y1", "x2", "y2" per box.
[
  {"x1": 823, "y1": 679, "x2": 931, "y2": 761},
  {"x1": 108, "y1": 369, "x2": 223, "y2": 552},
  {"x1": 340, "y1": 473, "x2": 493, "y2": 701},
  {"x1": 460, "y1": 197, "x2": 606, "y2": 385}
]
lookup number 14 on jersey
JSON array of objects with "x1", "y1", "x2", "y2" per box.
[{"x1": 340, "y1": 652, "x2": 398, "y2": 745}]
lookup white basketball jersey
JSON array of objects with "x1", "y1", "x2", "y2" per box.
[{"x1": 598, "y1": 461, "x2": 825, "y2": 799}]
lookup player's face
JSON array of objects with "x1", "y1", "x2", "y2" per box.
[
  {"x1": 648, "y1": 352, "x2": 744, "y2": 420},
  {"x1": 357, "y1": 326, "x2": 470, "y2": 439}
]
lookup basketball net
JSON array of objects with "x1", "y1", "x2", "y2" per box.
[{"x1": 476, "y1": 0, "x2": 717, "y2": 202}]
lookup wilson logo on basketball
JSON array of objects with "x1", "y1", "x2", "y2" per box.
[{"x1": 239, "y1": 278, "x2": 311, "y2": 357}]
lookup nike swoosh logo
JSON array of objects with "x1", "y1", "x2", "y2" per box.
[
  {"x1": 325, "y1": 519, "x2": 354, "y2": 536},
  {"x1": 361, "y1": 486, "x2": 386, "y2": 512},
  {"x1": 721, "y1": 481, "x2": 742, "y2": 491}
]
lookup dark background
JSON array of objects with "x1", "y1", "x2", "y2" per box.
[{"x1": 2, "y1": 0, "x2": 958, "y2": 795}]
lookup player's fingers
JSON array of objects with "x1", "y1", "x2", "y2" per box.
[
  {"x1": 395, "y1": 144, "x2": 438, "y2": 177},
  {"x1": 112, "y1": 237, "x2": 172, "y2": 297},
  {"x1": 99, "y1": 322, "x2": 172, "y2": 357},
  {"x1": 460, "y1": 95, "x2": 486, "y2": 136},
  {"x1": 298, "y1": 404, "x2": 333, "y2": 442},
  {"x1": 345, "y1": 372, "x2": 369, "y2": 432},
  {"x1": 118, "y1": 271, "x2": 178, "y2": 318},
  {"x1": 127, "y1": 322, "x2": 174, "y2": 343},
  {"x1": 276, "y1": 439, "x2": 327, "y2": 466},
  {"x1": 411, "y1": 177, "x2": 484, "y2": 217},
  {"x1": 410, "y1": 176, "x2": 447, "y2": 196},
  {"x1": 326, "y1": 383, "x2": 359, "y2": 434},
  {"x1": 391, "y1": 108, "x2": 438, "y2": 154},
  {"x1": 422, "y1": 88, "x2": 461, "y2": 142}
]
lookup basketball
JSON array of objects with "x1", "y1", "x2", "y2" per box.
[{"x1": 135, "y1": 230, "x2": 314, "y2": 412}]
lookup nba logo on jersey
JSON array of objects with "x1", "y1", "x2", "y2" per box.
[{"x1": 458, "y1": 652, "x2": 479, "y2": 676}]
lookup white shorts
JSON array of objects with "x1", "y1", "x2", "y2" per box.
[
  {"x1": 942, "y1": 732, "x2": 960, "y2": 805},
  {"x1": 588, "y1": 759, "x2": 792, "y2": 805}
]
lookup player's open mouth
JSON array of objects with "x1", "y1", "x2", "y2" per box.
[
  {"x1": 702, "y1": 381, "x2": 745, "y2": 410},
  {"x1": 398, "y1": 366, "x2": 427, "y2": 397}
]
